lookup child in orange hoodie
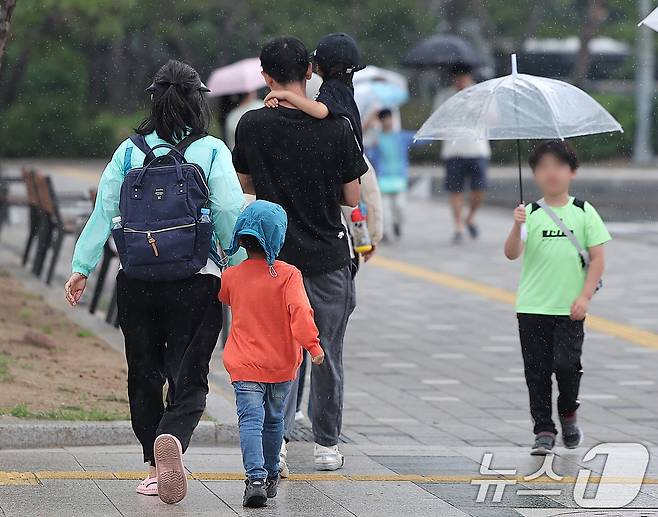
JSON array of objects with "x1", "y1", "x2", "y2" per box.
[{"x1": 220, "y1": 200, "x2": 324, "y2": 508}]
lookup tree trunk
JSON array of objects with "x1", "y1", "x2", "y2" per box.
[
  {"x1": 0, "y1": 0, "x2": 18, "y2": 73},
  {"x1": 572, "y1": 0, "x2": 608, "y2": 87}
]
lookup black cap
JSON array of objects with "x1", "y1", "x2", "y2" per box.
[{"x1": 313, "y1": 33, "x2": 365, "y2": 74}]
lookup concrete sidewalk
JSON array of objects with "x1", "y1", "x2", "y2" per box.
[
  {"x1": 2, "y1": 162, "x2": 658, "y2": 514},
  {"x1": 2, "y1": 442, "x2": 658, "y2": 516}
]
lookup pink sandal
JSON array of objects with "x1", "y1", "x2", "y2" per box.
[
  {"x1": 136, "y1": 476, "x2": 158, "y2": 496},
  {"x1": 154, "y1": 434, "x2": 187, "y2": 504}
]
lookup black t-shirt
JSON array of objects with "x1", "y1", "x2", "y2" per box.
[
  {"x1": 233, "y1": 106, "x2": 368, "y2": 276},
  {"x1": 316, "y1": 79, "x2": 363, "y2": 152}
]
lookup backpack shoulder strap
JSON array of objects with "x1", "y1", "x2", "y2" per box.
[
  {"x1": 169, "y1": 133, "x2": 208, "y2": 158},
  {"x1": 129, "y1": 134, "x2": 156, "y2": 164},
  {"x1": 537, "y1": 198, "x2": 590, "y2": 266},
  {"x1": 573, "y1": 198, "x2": 586, "y2": 211}
]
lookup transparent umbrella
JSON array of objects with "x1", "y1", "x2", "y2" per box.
[
  {"x1": 639, "y1": 6, "x2": 658, "y2": 31},
  {"x1": 415, "y1": 55, "x2": 623, "y2": 203}
]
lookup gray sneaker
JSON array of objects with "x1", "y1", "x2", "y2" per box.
[
  {"x1": 560, "y1": 412, "x2": 583, "y2": 449},
  {"x1": 531, "y1": 432, "x2": 556, "y2": 455},
  {"x1": 266, "y1": 475, "x2": 279, "y2": 498}
]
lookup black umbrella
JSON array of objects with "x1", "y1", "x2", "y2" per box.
[{"x1": 401, "y1": 34, "x2": 484, "y2": 68}]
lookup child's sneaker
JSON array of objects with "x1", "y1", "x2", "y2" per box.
[
  {"x1": 314, "y1": 443, "x2": 344, "y2": 471},
  {"x1": 560, "y1": 411, "x2": 583, "y2": 449},
  {"x1": 243, "y1": 479, "x2": 268, "y2": 508},
  {"x1": 266, "y1": 475, "x2": 279, "y2": 498},
  {"x1": 279, "y1": 441, "x2": 289, "y2": 478},
  {"x1": 531, "y1": 432, "x2": 556, "y2": 456}
]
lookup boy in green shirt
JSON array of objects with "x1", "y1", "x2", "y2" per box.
[{"x1": 504, "y1": 140, "x2": 611, "y2": 455}]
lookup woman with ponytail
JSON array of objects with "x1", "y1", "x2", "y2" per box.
[{"x1": 64, "y1": 60, "x2": 246, "y2": 504}]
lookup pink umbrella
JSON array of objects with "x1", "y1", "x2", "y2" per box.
[{"x1": 206, "y1": 58, "x2": 265, "y2": 97}]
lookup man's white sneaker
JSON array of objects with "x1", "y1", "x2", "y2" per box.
[
  {"x1": 279, "y1": 441, "x2": 289, "y2": 478},
  {"x1": 314, "y1": 443, "x2": 344, "y2": 471}
]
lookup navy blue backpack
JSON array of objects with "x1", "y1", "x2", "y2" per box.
[{"x1": 112, "y1": 134, "x2": 213, "y2": 281}]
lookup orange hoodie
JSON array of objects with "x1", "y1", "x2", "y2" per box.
[{"x1": 219, "y1": 259, "x2": 322, "y2": 383}]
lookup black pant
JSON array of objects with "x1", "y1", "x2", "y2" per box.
[
  {"x1": 117, "y1": 271, "x2": 222, "y2": 465},
  {"x1": 517, "y1": 314, "x2": 584, "y2": 435}
]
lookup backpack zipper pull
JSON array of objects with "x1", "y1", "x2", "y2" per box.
[{"x1": 147, "y1": 232, "x2": 159, "y2": 257}]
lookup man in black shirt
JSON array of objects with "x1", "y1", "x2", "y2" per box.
[{"x1": 233, "y1": 36, "x2": 367, "y2": 474}]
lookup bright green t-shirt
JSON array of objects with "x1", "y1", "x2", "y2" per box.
[{"x1": 516, "y1": 197, "x2": 611, "y2": 315}]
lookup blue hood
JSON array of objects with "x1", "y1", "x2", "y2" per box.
[{"x1": 225, "y1": 200, "x2": 287, "y2": 266}]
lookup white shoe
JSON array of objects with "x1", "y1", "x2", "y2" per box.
[
  {"x1": 314, "y1": 443, "x2": 344, "y2": 471},
  {"x1": 294, "y1": 410, "x2": 305, "y2": 422},
  {"x1": 279, "y1": 441, "x2": 290, "y2": 478}
]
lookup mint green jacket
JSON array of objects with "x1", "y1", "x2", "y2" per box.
[{"x1": 72, "y1": 132, "x2": 246, "y2": 277}]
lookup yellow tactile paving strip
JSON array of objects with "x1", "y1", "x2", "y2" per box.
[
  {"x1": 371, "y1": 256, "x2": 658, "y2": 350},
  {"x1": 1, "y1": 471, "x2": 657, "y2": 486}
]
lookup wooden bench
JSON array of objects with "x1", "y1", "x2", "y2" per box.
[
  {"x1": 32, "y1": 174, "x2": 87, "y2": 285},
  {"x1": 20, "y1": 169, "x2": 42, "y2": 266},
  {"x1": 0, "y1": 167, "x2": 28, "y2": 236}
]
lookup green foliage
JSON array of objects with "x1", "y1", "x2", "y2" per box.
[
  {"x1": 2, "y1": 403, "x2": 129, "y2": 420},
  {"x1": 10, "y1": 403, "x2": 29, "y2": 417},
  {"x1": 0, "y1": 0, "x2": 648, "y2": 159}
]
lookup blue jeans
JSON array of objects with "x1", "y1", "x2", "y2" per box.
[{"x1": 233, "y1": 381, "x2": 292, "y2": 480}]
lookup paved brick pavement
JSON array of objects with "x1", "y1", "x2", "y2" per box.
[{"x1": 2, "y1": 162, "x2": 658, "y2": 515}]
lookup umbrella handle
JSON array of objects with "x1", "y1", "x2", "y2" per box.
[
  {"x1": 516, "y1": 139, "x2": 524, "y2": 205},
  {"x1": 520, "y1": 223, "x2": 528, "y2": 242}
]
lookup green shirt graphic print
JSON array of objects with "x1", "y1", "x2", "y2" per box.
[{"x1": 516, "y1": 197, "x2": 611, "y2": 316}]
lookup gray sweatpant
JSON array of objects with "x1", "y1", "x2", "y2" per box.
[{"x1": 284, "y1": 264, "x2": 356, "y2": 446}]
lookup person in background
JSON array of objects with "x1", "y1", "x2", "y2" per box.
[
  {"x1": 233, "y1": 36, "x2": 367, "y2": 475},
  {"x1": 64, "y1": 60, "x2": 246, "y2": 505},
  {"x1": 366, "y1": 108, "x2": 415, "y2": 241},
  {"x1": 225, "y1": 91, "x2": 262, "y2": 150},
  {"x1": 438, "y1": 63, "x2": 491, "y2": 244},
  {"x1": 220, "y1": 200, "x2": 324, "y2": 508},
  {"x1": 504, "y1": 140, "x2": 611, "y2": 456}
]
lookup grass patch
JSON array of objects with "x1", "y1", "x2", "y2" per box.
[
  {"x1": 10, "y1": 403, "x2": 29, "y2": 417},
  {"x1": 41, "y1": 325, "x2": 53, "y2": 335},
  {"x1": 37, "y1": 406, "x2": 129, "y2": 421},
  {"x1": 1, "y1": 403, "x2": 129, "y2": 421},
  {"x1": 76, "y1": 329, "x2": 94, "y2": 338},
  {"x1": 0, "y1": 356, "x2": 13, "y2": 382}
]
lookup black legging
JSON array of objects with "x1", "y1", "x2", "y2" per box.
[{"x1": 117, "y1": 271, "x2": 222, "y2": 465}]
